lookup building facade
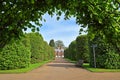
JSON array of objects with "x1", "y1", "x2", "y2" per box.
[{"x1": 55, "y1": 47, "x2": 64, "y2": 57}]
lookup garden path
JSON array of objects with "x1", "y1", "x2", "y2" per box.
[{"x1": 0, "y1": 57, "x2": 120, "y2": 80}]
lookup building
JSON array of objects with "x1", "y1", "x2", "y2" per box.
[{"x1": 55, "y1": 46, "x2": 64, "y2": 57}]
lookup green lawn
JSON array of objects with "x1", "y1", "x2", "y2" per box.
[
  {"x1": 65, "y1": 58, "x2": 120, "y2": 72},
  {"x1": 83, "y1": 63, "x2": 120, "y2": 72},
  {"x1": 0, "y1": 60, "x2": 51, "y2": 74}
]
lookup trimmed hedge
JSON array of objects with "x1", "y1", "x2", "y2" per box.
[
  {"x1": 89, "y1": 35, "x2": 120, "y2": 69},
  {"x1": 76, "y1": 35, "x2": 89, "y2": 62},
  {"x1": 27, "y1": 33, "x2": 54, "y2": 64},
  {"x1": 64, "y1": 35, "x2": 89, "y2": 63},
  {"x1": 0, "y1": 32, "x2": 55, "y2": 70},
  {"x1": 97, "y1": 51, "x2": 120, "y2": 69},
  {"x1": 0, "y1": 41, "x2": 31, "y2": 70},
  {"x1": 27, "y1": 33, "x2": 44, "y2": 63},
  {"x1": 64, "y1": 41, "x2": 77, "y2": 61}
]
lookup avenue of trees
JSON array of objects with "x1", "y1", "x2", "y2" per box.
[
  {"x1": 64, "y1": 35, "x2": 89, "y2": 63},
  {"x1": 64, "y1": 34, "x2": 120, "y2": 69},
  {"x1": 0, "y1": 0, "x2": 120, "y2": 69},
  {"x1": 0, "y1": 33, "x2": 54, "y2": 70},
  {"x1": 1, "y1": 0, "x2": 120, "y2": 49}
]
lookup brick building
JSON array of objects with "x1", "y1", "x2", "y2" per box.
[{"x1": 55, "y1": 46, "x2": 64, "y2": 57}]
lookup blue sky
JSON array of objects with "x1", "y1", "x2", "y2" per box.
[
  {"x1": 39, "y1": 13, "x2": 80, "y2": 47},
  {"x1": 26, "y1": 13, "x2": 87, "y2": 47}
]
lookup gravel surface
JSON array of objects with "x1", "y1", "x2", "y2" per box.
[{"x1": 0, "y1": 57, "x2": 120, "y2": 80}]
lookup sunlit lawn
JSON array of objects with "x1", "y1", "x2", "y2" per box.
[
  {"x1": 1, "y1": 58, "x2": 119, "y2": 74},
  {"x1": 0, "y1": 60, "x2": 51, "y2": 74},
  {"x1": 65, "y1": 58, "x2": 120, "y2": 72},
  {"x1": 83, "y1": 63, "x2": 120, "y2": 72}
]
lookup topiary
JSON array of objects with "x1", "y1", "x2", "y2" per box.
[{"x1": 0, "y1": 41, "x2": 31, "y2": 70}]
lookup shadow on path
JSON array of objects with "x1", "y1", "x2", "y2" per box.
[
  {"x1": 0, "y1": 57, "x2": 120, "y2": 80},
  {"x1": 47, "y1": 63, "x2": 76, "y2": 68},
  {"x1": 52, "y1": 57, "x2": 69, "y2": 63},
  {"x1": 47, "y1": 57, "x2": 78, "y2": 69}
]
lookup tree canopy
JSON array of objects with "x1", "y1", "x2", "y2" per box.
[
  {"x1": 55, "y1": 40, "x2": 65, "y2": 48},
  {"x1": 0, "y1": 0, "x2": 120, "y2": 49},
  {"x1": 49, "y1": 39, "x2": 55, "y2": 47}
]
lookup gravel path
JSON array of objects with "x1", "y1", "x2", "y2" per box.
[{"x1": 0, "y1": 57, "x2": 120, "y2": 80}]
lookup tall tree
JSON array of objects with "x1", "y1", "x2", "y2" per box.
[
  {"x1": 55, "y1": 40, "x2": 65, "y2": 48},
  {"x1": 76, "y1": 35, "x2": 89, "y2": 61},
  {"x1": 49, "y1": 39, "x2": 55, "y2": 47},
  {"x1": 0, "y1": 0, "x2": 120, "y2": 50}
]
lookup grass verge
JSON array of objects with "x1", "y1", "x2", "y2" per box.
[
  {"x1": 83, "y1": 63, "x2": 120, "y2": 72},
  {"x1": 65, "y1": 58, "x2": 120, "y2": 72},
  {"x1": 0, "y1": 60, "x2": 52, "y2": 74}
]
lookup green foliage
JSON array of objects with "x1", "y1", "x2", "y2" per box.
[
  {"x1": 55, "y1": 40, "x2": 65, "y2": 48},
  {"x1": 21, "y1": 34, "x2": 31, "y2": 50},
  {"x1": 0, "y1": 0, "x2": 120, "y2": 70},
  {"x1": 88, "y1": 34, "x2": 120, "y2": 69},
  {"x1": 49, "y1": 39, "x2": 55, "y2": 47},
  {"x1": 0, "y1": 32, "x2": 54, "y2": 70},
  {"x1": 1, "y1": 1, "x2": 120, "y2": 53},
  {"x1": 0, "y1": 60, "x2": 51, "y2": 74},
  {"x1": 0, "y1": 41, "x2": 31, "y2": 70},
  {"x1": 27, "y1": 33, "x2": 44, "y2": 63},
  {"x1": 42, "y1": 41, "x2": 54, "y2": 61},
  {"x1": 97, "y1": 51, "x2": 120, "y2": 69},
  {"x1": 76, "y1": 35, "x2": 89, "y2": 62},
  {"x1": 64, "y1": 41, "x2": 77, "y2": 61},
  {"x1": 27, "y1": 32, "x2": 54, "y2": 64},
  {"x1": 83, "y1": 63, "x2": 120, "y2": 72},
  {"x1": 64, "y1": 48, "x2": 69, "y2": 59},
  {"x1": 64, "y1": 35, "x2": 89, "y2": 62}
]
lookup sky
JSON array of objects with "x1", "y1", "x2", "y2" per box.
[
  {"x1": 38, "y1": 13, "x2": 80, "y2": 47},
  {"x1": 26, "y1": 13, "x2": 87, "y2": 47}
]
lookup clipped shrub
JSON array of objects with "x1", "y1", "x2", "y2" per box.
[
  {"x1": 97, "y1": 51, "x2": 120, "y2": 69},
  {"x1": 76, "y1": 35, "x2": 89, "y2": 62},
  {"x1": 88, "y1": 35, "x2": 120, "y2": 69},
  {"x1": 27, "y1": 33, "x2": 44, "y2": 63},
  {"x1": 21, "y1": 34, "x2": 31, "y2": 50},
  {"x1": 27, "y1": 32, "x2": 54, "y2": 64},
  {"x1": 43, "y1": 41, "x2": 54, "y2": 60},
  {"x1": 0, "y1": 41, "x2": 31, "y2": 70},
  {"x1": 69, "y1": 41, "x2": 77, "y2": 60},
  {"x1": 64, "y1": 40, "x2": 77, "y2": 61},
  {"x1": 64, "y1": 48, "x2": 69, "y2": 58}
]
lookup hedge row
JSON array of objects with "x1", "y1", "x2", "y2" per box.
[
  {"x1": 97, "y1": 51, "x2": 120, "y2": 69},
  {"x1": 65, "y1": 34, "x2": 120, "y2": 69},
  {"x1": 64, "y1": 41, "x2": 77, "y2": 61},
  {"x1": 64, "y1": 35, "x2": 89, "y2": 63},
  {"x1": 0, "y1": 41, "x2": 31, "y2": 70},
  {"x1": 0, "y1": 32, "x2": 54, "y2": 70},
  {"x1": 89, "y1": 36, "x2": 120, "y2": 69}
]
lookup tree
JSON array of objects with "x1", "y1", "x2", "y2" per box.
[
  {"x1": 64, "y1": 40, "x2": 77, "y2": 61},
  {"x1": 0, "y1": 0, "x2": 120, "y2": 51},
  {"x1": 49, "y1": 39, "x2": 55, "y2": 47},
  {"x1": 76, "y1": 35, "x2": 89, "y2": 62},
  {"x1": 55, "y1": 40, "x2": 65, "y2": 48}
]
